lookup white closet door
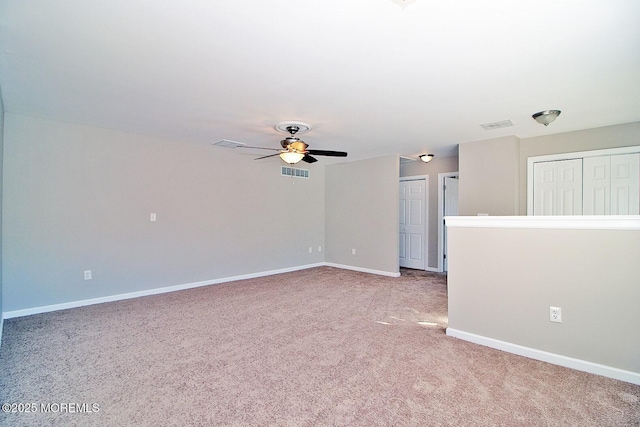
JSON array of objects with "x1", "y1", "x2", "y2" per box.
[
  {"x1": 557, "y1": 160, "x2": 583, "y2": 215},
  {"x1": 583, "y1": 153, "x2": 639, "y2": 215},
  {"x1": 583, "y1": 156, "x2": 610, "y2": 215},
  {"x1": 533, "y1": 162, "x2": 557, "y2": 215},
  {"x1": 611, "y1": 153, "x2": 640, "y2": 214},
  {"x1": 533, "y1": 159, "x2": 582, "y2": 215}
]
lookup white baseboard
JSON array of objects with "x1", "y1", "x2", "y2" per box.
[
  {"x1": 2, "y1": 262, "x2": 400, "y2": 320},
  {"x1": 323, "y1": 262, "x2": 400, "y2": 278},
  {"x1": 446, "y1": 328, "x2": 640, "y2": 386},
  {"x1": 3, "y1": 263, "x2": 325, "y2": 319}
]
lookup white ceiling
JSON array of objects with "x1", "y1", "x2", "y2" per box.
[{"x1": 1, "y1": 0, "x2": 639, "y2": 161}]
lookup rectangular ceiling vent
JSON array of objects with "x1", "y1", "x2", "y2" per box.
[
  {"x1": 281, "y1": 166, "x2": 310, "y2": 179},
  {"x1": 213, "y1": 139, "x2": 246, "y2": 148},
  {"x1": 480, "y1": 119, "x2": 514, "y2": 131}
]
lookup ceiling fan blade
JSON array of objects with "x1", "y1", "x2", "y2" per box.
[
  {"x1": 241, "y1": 145, "x2": 281, "y2": 151},
  {"x1": 302, "y1": 154, "x2": 318, "y2": 163},
  {"x1": 307, "y1": 149, "x2": 348, "y2": 157},
  {"x1": 254, "y1": 153, "x2": 281, "y2": 160}
]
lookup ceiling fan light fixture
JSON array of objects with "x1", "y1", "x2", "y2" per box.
[
  {"x1": 279, "y1": 151, "x2": 305, "y2": 164},
  {"x1": 532, "y1": 110, "x2": 561, "y2": 126},
  {"x1": 419, "y1": 154, "x2": 434, "y2": 163}
]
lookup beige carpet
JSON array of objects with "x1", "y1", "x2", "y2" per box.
[{"x1": 0, "y1": 266, "x2": 638, "y2": 426}]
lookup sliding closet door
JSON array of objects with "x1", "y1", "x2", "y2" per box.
[
  {"x1": 583, "y1": 156, "x2": 610, "y2": 215},
  {"x1": 611, "y1": 153, "x2": 640, "y2": 214},
  {"x1": 529, "y1": 147, "x2": 640, "y2": 216},
  {"x1": 583, "y1": 153, "x2": 640, "y2": 215},
  {"x1": 533, "y1": 159, "x2": 582, "y2": 215}
]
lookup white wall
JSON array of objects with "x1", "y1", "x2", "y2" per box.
[
  {"x1": 325, "y1": 155, "x2": 399, "y2": 275},
  {"x1": 2, "y1": 114, "x2": 326, "y2": 312},
  {"x1": 459, "y1": 135, "x2": 520, "y2": 216},
  {"x1": 446, "y1": 216, "x2": 640, "y2": 383}
]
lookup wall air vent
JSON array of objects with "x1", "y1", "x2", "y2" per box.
[
  {"x1": 480, "y1": 119, "x2": 514, "y2": 131},
  {"x1": 281, "y1": 166, "x2": 310, "y2": 179}
]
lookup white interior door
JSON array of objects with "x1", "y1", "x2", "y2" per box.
[
  {"x1": 584, "y1": 156, "x2": 611, "y2": 215},
  {"x1": 610, "y1": 153, "x2": 640, "y2": 214},
  {"x1": 582, "y1": 153, "x2": 639, "y2": 215},
  {"x1": 533, "y1": 159, "x2": 583, "y2": 215},
  {"x1": 527, "y1": 146, "x2": 640, "y2": 216},
  {"x1": 399, "y1": 179, "x2": 426, "y2": 270},
  {"x1": 533, "y1": 161, "x2": 557, "y2": 215},
  {"x1": 443, "y1": 177, "x2": 459, "y2": 272}
]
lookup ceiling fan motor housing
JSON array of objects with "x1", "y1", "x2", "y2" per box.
[{"x1": 281, "y1": 137, "x2": 308, "y2": 152}]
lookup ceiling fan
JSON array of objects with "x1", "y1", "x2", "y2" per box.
[{"x1": 240, "y1": 121, "x2": 348, "y2": 165}]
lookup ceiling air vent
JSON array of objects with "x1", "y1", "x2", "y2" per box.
[
  {"x1": 213, "y1": 139, "x2": 246, "y2": 148},
  {"x1": 281, "y1": 166, "x2": 309, "y2": 179},
  {"x1": 480, "y1": 119, "x2": 514, "y2": 131}
]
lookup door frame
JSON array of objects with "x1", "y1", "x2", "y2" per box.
[
  {"x1": 438, "y1": 172, "x2": 459, "y2": 273},
  {"x1": 399, "y1": 176, "x2": 429, "y2": 271}
]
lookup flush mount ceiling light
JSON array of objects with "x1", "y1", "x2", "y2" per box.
[
  {"x1": 419, "y1": 154, "x2": 434, "y2": 163},
  {"x1": 532, "y1": 110, "x2": 561, "y2": 126}
]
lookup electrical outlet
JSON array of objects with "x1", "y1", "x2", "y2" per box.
[
  {"x1": 150, "y1": 213, "x2": 157, "y2": 222},
  {"x1": 550, "y1": 306, "x2": 562, "y2": 323},
  {"x1": 318, "y1": 246, "x2": 322, "y2": 252},
  {"x1": 308, "y1": 247, "x2": 313, "y2": 253},
  {"x1": 84, "y1": 270, "x2": 92, "y2": 280},
  {"x1": 351, "y1": 248, "x2": 356, "y2": 255}
]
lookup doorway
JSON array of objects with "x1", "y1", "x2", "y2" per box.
[{"x1": 438, "y1": 172, "x2": 459, "y2": 272}]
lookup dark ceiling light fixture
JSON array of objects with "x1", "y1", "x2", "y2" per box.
[
  {"x1": 532, "y1": 110, "x2": 561, "y2": 126},
  {"x1": 419, "y1": 154, "x2": 434, "y2": 163}
]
